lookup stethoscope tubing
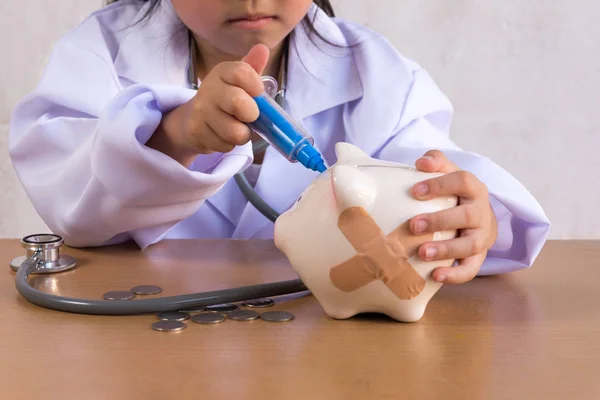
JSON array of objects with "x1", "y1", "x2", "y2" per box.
[{"x1": 15, "y1": 251, "x2": 308, "y2": 315}]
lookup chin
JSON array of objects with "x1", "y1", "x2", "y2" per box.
[{"x1": 221, "y1": 33, "x2": 286, "y2": 54}]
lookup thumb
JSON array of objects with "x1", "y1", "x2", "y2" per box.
[
  {"x1": 415, "y1": 149, "x2": 459, "y2": 174},
  {"x1": 241, "y1": 44, "x2": 270, "y2": 76}
]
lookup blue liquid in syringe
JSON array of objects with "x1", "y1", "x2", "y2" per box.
[{"x1": 248, "y1": 93, "x2": 327, "y2": 172}]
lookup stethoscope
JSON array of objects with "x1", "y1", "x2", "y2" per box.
[{"x1": 9, "y1": 37, "x2": 310, "y2": 315}]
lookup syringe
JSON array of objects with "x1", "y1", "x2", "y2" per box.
[{"x1": 246, "y1": 77, "x2": 327, "y2": 173}]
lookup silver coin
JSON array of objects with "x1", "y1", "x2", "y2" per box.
[
  {"x1": 157, "y1": 311, "x2": 190, "y2": 322},
  {"x1": 151, "y1": 320, "x2": 187, "y2": 332},
  {"x1": 131, "y1": 285, "x2": 163, "y2": 295},
  {"x1": 103, "y1": 290, "x2": 135, "y2": 300},
  {"x1": 242, "y1": 299, "x2": 275, "y2": 308},
  {"x1": 228, "y1": 309, "x2": 260, "y2": 321},
  {"x1": 180, "y1": 306, "x2": 206, "y2": 313},
  {"x1": 260, "y1": 311, "x2": 295, "y2": 322},
  {"x1": 206, "y1": 304, "x2": 239, "y2": 313},
  {"x1": 191, "y1": 313, "x2": 226, "y2": 324}
]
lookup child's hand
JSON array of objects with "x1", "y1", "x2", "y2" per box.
[
  {"x1": 148, "y1": 44, "x2": 269, "y2": 165},
  {"x1": 409, "y1": 150, "x2": 498, "y2": 284},
  {"x1": 180, "y1": 44, "x2": 269, "y2": 154}
]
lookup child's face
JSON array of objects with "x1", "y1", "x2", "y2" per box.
[{"x1": 171, "y1": 0, "x2": 313, "y2": 56}]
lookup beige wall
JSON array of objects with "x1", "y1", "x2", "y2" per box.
[{"x1": 1, "y1": 1, "x2": 597, "y2": 239}]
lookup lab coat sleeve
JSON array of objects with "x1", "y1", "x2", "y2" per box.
[
  {"x1": 8, "y1": 38, "x2": 252, "y2": 249},
  {"x1": 374, "y1": 68, "x2": 551, "y2": 275}
]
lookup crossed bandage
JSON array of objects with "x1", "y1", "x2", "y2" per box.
[{"x1": 329, "y1": 207, "x2": 434, "y2": 300}]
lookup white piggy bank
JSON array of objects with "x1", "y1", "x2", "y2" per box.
[{"x1": 274, "y1": 142, "x2": 458, "y2": 322}]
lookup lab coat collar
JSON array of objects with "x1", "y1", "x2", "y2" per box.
[
  {"x1": 285, "y1": 4, "x2": 363, "y2": 119},
  {"x1": 113, "y1": 2, "x2": 363, "y2": 231}
]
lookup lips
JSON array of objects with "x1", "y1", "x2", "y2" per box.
[
  {"x1": 229, "y1": 13, "x2": 274, "y2": 22},
  {"x1": 227, "y1": 13, "x2": 276, "y2": 29}
]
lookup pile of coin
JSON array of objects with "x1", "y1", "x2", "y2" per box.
[
  {"x1": 101, "y1": 286, "x2": 295, "y2": 332},
  {"x1": 151, "y1": 300, "x2": 296, "y2": 332}
]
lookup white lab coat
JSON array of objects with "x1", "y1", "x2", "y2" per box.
[{"x1": 8, "y1": 1, "x2": 550, "y2": 275}]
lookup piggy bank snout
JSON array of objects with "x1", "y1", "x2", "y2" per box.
[{"x1": 331, "y1": 165, "x2": 378, "y2": 213}]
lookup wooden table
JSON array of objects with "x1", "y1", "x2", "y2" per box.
[{"x1": 1, "y1": 239, "x2": 598, "y2": 399}]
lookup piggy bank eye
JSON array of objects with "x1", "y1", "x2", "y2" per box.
[{"x1": 296, "y1": 195, "x2": 302, "y2": 202}]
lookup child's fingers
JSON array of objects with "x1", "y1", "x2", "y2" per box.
[
  {"x1": 192, "y1": 119, "x2": 236, "y2": 154},
  {"x1": 218, "y1": 85, "x2": 259, "y2": 122},
  {"x1": 410, "y1": 204, "x2": 482, "y2": 235},
  {"x1": 415, "y1": 149, "x2": 459, "y2": 173},
  {"x1": 412, "y1": 170, "x2": 487, "y2": 200},
  {"x1": 430, "y1": 252, "x2": 486, "y2": 284},
  {"x1": 205, "y1": 109, "x2": 252, "y2": 146},
  {"x1": 417, "y1": 230, "x2": 486, "y2": 262},
  {"x1": 219, "y1": 61, "x2": 264, "y2": 97}
]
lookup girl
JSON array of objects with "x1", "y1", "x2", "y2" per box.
[{"x1": 8, "y1": 0, "x2": 550, "y2": 284}]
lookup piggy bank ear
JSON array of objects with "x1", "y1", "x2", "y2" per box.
[
  {"x1": 332, "y1": 165, "x2": 377, "y2": 212},
  {"x1": 335, "y1": 142, "x2": 372, "y2": 166}
]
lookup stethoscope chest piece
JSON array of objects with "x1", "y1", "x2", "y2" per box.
[{"x1": 10, "y1": 233, "x2": 76, "y2": 274}]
